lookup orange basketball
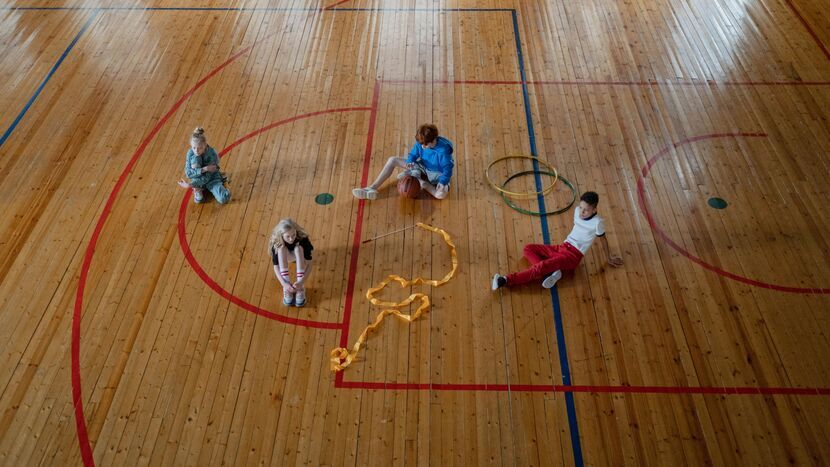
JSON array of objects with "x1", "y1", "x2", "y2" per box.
[{"x1": 397, "y1": 175, "x2": 422, "y2": 199}]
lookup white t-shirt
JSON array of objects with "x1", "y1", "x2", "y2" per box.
[{"x1": 564, "y1": 206, "x2": 605, "y2": 255}]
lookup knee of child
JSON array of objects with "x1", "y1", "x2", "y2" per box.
[
  {"x1": 433, "y1": 185, "x2": 449, "y2": 199},
  {"x1": 522, "y1": 244, "x2": 534, "y2": 256},
  {"x1": 217, "y1": 190, "x2": 231, "y2": 204}
]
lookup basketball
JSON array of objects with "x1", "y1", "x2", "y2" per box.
[{"x1": 397, "y1": 175, "x2": 422, "y2": 199}]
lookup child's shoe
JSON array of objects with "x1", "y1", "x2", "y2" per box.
[
  {"x1": 542, "y1": 270, "x2": 562, "y2": 289},
  {"x1": 491, "y1": 274, "x2": 507, "y2": 291},
  {"x1": 283, "y1": 289, "x2": 295, "y2": 306},
  {"x1": 352, "y1": 187, "x2": 378, "y2": 200},
  {"x1": 192, "y1": 187, "x2": 204, "y2": 203},
  {"x1": 295, "y1": 288, "x2": 306, "y2": 307}
]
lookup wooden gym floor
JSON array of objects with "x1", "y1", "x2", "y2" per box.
[{"x1": 1, "y1": 0, "x2": 829, "y2": 465}]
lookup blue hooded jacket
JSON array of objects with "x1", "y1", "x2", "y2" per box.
[{"x1": 405, "y1": 136, "x2": 455, "y2": 185}]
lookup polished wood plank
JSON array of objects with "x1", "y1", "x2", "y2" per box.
[{"x1": 1, "y1": 0, "x2": 829, "y2": 465}]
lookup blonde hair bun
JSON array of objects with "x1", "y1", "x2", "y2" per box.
[{"x1": 191, "y1": 127, "x2": 207, "y2": 144}]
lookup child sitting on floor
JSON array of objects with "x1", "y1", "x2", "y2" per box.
[
  {"x1": 269, "y1": 218, "x2": 314, "y2": 307},
  {"x1": 177, "y1": 127, "x2": 230, "y2": 204},
  {"x1": 352, "y1": 123, "x2": 454, "y2": 200},
  {"x1": 492, "y1": 191, "x2": 622, "y2": 290}
]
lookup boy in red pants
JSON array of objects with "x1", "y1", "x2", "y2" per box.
[{"x1": 492, "y1": 191, "x2": 623, "y2": 290}]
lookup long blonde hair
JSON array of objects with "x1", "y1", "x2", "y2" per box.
[{"x1": 268, "y1": 218, "x2": 309, "y2": 252}]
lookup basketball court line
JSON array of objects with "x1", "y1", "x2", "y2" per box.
[
  {"x1": 0, "y1": 10, "x2": 99, "y2": 150},
  {"x1": 71, "y1": 31, "x2": 270, "y2": 467},
  {"x1": 510, "y1": 8, "x2": 584, "y2": 461},
  {"x1": 382, "y1": 78, "x2": 830, "y2": 86},
  {"x1": 783, "y1": 0, "x2": 830, "y2": 60},
  {"x1": 0, "y1": 4, "x2": 818, "y2": 466},
  {"x1": 3, "y1": 4, "x2": 828, "y2": 149},
  {"x1": 637, "y1": 133, "x2": 830, "y2": 295},
  {"x1": 5, "y1": 6, "x2": 513, "y2": 11},
  {"x1": 59, "y1": 8, "x2": 587, "y2": 465},
  {"x1": 6, "y1": 0, "x2": 829, "y2": 64},
  {"x1": 177, "y1": 108, "x2": 373, "y2": 330},
  {"x1": 336, "y1": 380, "x2": 830, "y2": 395}
]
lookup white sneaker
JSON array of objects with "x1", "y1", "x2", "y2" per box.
[
  {"x1": 542, "y1": 270, "x2": 562, "y2": 289},
  {"x1": 295, "y1": 288, "x2": 306, "y2": 307},
  {"x1": 193, "y1": 187, "x2": 204, "y2": 203},
  {"x1": 491, "y1": 274, "x2": 504, "y2": 291},
  {"x1": 283, "y1": 289, "x2": 295, "y2": 306},
  {"x1": 352, "y1": 187, "x2": 378, "y2": 200}
]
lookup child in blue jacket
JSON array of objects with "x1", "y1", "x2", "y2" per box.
[
  {"x1": 177, "y1": 127, "x2": 230, "y2": 204},
  {"x1": 353, "y1": 123, "x2": 454, "y2": 200}
]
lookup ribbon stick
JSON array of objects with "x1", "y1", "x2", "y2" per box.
[
  {"x1": 330, "y1": 222, "x2": 458, "y2": 372},
  {"x1": 361, "y1": 224, "x2": 418, "y2": 244}
]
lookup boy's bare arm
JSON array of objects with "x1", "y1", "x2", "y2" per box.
[{"x1": 599, "y1": 235, "x2": 623, "y2": 267}]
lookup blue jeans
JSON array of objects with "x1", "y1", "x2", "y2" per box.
[{"x1": 204, "y1": 179, "x2": 230, "y2": 204}]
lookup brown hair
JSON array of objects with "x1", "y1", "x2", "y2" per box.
[
  {"x1": 415, "y1": 123, "x2": 439, "y2": 145},
  {"x1": 580, "y1": 191, "x2": 599, "y2": 207},
  {"x1": 191, "y1": 127, "x2": 206, "y2": 145}
]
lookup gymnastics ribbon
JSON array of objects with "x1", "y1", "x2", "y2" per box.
[{"x1": 330, "y1": 222, "x2": 458, "y2": 372}]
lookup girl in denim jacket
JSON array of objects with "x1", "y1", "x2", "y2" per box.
[{"x1": 177, "y1": 127, "x2": 230, "y2": 204}]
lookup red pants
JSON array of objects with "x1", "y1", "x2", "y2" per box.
[{"x1": 506, "y1": 242, "x2": 583, "y2": 287}]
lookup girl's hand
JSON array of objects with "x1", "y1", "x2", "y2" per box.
[
  {"x1": 406, "y1": 163, "x2": 416, "y2": 169},
  {"x1": 177, "y1": 179, "x2": 190, "y2": 188},
  {"x1": 293, "y1": 281, "x2": 304, "y2": 289},
  {"x1": 608, "y1": 256, "x2": 623, "y2": 267},
  {"x1": 284, "y1": 283, "x2": 296, "y2": 293},
  {"x1": 203, "y1": 164, "x2": 218, "y2": 173}
]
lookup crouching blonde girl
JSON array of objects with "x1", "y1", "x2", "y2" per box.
[{"x1": 269, "y1": 219, "x2": 314, "y2": 307}]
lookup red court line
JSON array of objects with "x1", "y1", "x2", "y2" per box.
[
  {"x1": 178, "y1": 107, "x2": 371, "y2": 330},
  {"x1": 381, "y1": 79, "x2": 830, "y2": 86},
  {"x1": 783, "y1": 0, "x2": 830, "y2": 61},
  {"x1": 334, "y1": 80, "x2": 381, "y2": 386},
  {"x1": 321, "y1": 0, "x2": 352, "y2": 10},
  {"x1": 336, "y1": 380, "x2": 830, "y2": 395},
  {"x1": 70, "y1": 10, "x2": 830, "y2": 462},
  {"x1": 637, "y1": 133, "x2": 830, "y2": 294},
  {"x1": 71, "y1": 36, "x2": 273, "y2": 467},
  {"x1": 335, "y1": 111, "x2": 830, "y2": 392}
]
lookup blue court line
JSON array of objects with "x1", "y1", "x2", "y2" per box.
[
  {"x1": 511, "y1": 10, "x2": 584, "y2": 466},
  {"x1": 0, "y1": 10, "x2": 99, "y2": 150}
]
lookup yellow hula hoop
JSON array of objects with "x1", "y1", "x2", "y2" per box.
[{"x1": 485, "y1": 156, "x2": 558, "y2": 199}]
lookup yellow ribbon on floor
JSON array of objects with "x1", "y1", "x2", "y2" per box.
[{"x1": 330, "y1": 222, "x2": 458, "y2": 372}]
